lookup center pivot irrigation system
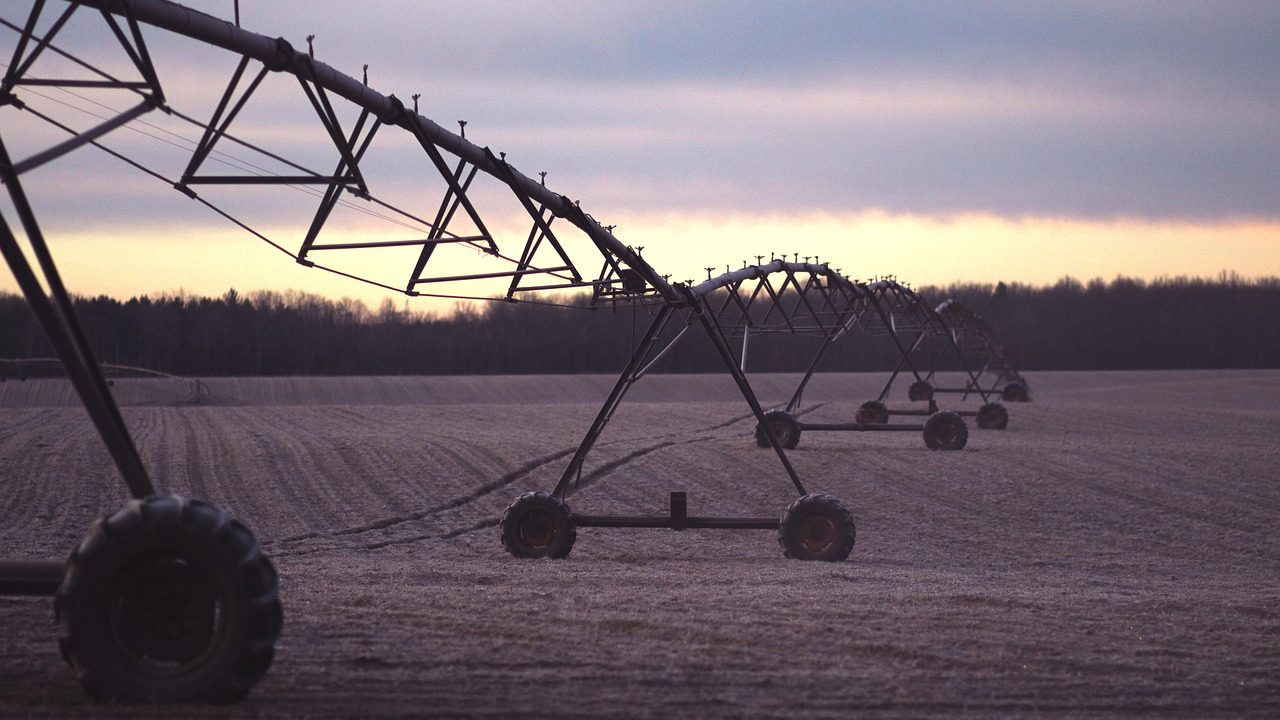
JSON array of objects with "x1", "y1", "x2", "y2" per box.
[
  {"x1": 752, "y1": 278, "x2": 1032, "y2": 452},
  {"x1": 0, "y1": 0, "x2": 1027, "y2": 704},
  {"x1": 747, "y1": 277, "x2": 983, "y2": 455}
]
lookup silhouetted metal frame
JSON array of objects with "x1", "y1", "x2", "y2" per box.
[
  {"x1": 0, "y1": 1, "x2": 856, "y2": 548},
  {"x1": 689, "y1": 263, "x2": 950, "y2": 438},
  {"x1": 0, "y1": 1, "x2": 166, "y2": 595},
  {"x1": 4, "y1": 0, "x2": 669, "y2": 303},
  {"x1": 0, "y1": 139, "x2": 154, "y2": 500},
  {"x1": 861, "y1": 282, "x2": 993, "y2": 418},
  {"x1": 556, "y1": 257, "x2": 883, "y2": 499},
  {"x1": 550, "y1": 280, "x2": 812, "y2": 496},
  {"x1": 935, "y1": 299, "x2": 1030, "y2": 400},
  {"x1": 565, "y1": 264, "x2": 874, "y2": 532},
  {"x1": 722, "y1": 276, "x2": 1003, "y2": 437},
  {"x1": 761, "y1": 279, "x2": 943, "y2": 436}
]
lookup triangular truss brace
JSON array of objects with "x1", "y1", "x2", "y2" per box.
[
  {"x1": 410, "y1": 148, "x2": 582, "y2": 294},
  {"x1": 1, "y1": 0, "x2": 164, "y2": 175}
]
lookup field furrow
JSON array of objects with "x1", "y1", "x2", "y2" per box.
[{"x1": 3, "y1": 370, "x2": 1278, "y2": 718}]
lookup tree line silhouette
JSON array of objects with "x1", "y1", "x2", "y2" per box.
[{"x1": 2, "y1": 274, "x2": 1277, "y2": 377}]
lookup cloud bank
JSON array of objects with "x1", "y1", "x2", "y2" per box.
[{"x1": 2, "y1": 0, "x2": 1276, "y2": 309}]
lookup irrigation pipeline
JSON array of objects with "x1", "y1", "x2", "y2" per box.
[
  {"x1": 0, "y1": 1, "x2": 1032, "y2": 589},
  {"x1": 0, "y1": 58, "x2": 600, "y2": 310},
  {"x1": 1, "y1": 2, "x2": 1026, "y2": 356},
  {"x1": 20, "y1": 0, "x2": 674, "y2": 304}
]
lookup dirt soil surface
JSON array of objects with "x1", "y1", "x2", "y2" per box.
[{"x1": 2, "y1": 370, "x2": 1278, "y2": 718}]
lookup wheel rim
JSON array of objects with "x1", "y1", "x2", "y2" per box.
[
  {"x1": 797, "y1": 514, "x2": 836, "y2": 554},
  {"x1": 943, "y1": 425, "x2": 959, "y2": 445},
  {"x1": 768, "y1": 418, "x2": 792, "y2": 445},
  {"x1": 108, "y1": 553, "x2": 223, "y2": 669},
  {"x1": 518, "y1": 508, "x2": 557, "y2": 549},
  {"x1": 937, "y1": 420, "x2": 960, "y2": 446}
]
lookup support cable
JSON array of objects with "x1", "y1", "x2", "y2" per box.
[
  {"x1": 0, "y1": 19, "x2": 633, "y2": 308},
  {"x1": 12, "y1": 94, "x2": 594, "y2": 310},
  {"x1": 9, "y1": 86, "x2": 596, "y2": 308}
]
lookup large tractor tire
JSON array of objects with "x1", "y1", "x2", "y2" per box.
[
  {"x1": 778, "y1": 494, "x2": 856, "y2": 562},
  {"x1": 977, "y1": 402, "x2": 1009, "y2": 430},
  {"x1": 907, "y1": 380, "x2": 933, "y2": 402},
  {"x1": 753, "y1": 410, "x2": 801, "y2": 450},
  {"x1": 55, "y1": 496, "x2": 282, "y2": 704},
  {"x1": 856, "y1": 400, "x2": 890, "y2": 425},
  {"x1": 1002, "y1": 382, "x2": 1030, "y2": 402},
  {"x1": 923, "y1": 411, "x2": 968, "y2": 450},
  {"x1": 500, "y1": 491, "x2": 576, "y2": 559}
]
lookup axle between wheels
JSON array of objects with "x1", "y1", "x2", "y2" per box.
[
  {"x1": 754, "y1": 407, "x2": 972, "y2": 451},
  {"x1": 500, "y1": 490, "x2": 856, "y2": 562}
]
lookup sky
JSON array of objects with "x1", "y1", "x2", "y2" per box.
[{"x1": 1, "y1": 0, "x2": 1277, "y2": 312}]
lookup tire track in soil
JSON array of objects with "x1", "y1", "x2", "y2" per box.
[
  {"x1": 160, "y1": 408, "x2": 214, "y2": 502},
  {"x1": 268, "y1": 407, "x2": 442, "y2": 534},
  {"x1": 154, "y1": 406, "x2": 271, "y2": 525},
  {"x1": 270, "y1": 419, "x2": 719, "y2": 549},
  {"x1": 275, "y1": 404, "x2": 565, "y2": 534},
  {"x1": 245, "y1": 405, "x2": 414, "y2": 538},
  {"x1": 267, "y1": 435, "x2": 558, "y2": 550},
  {"x1": 291, "y1": 406, "x2": 451, "y2": 520},
  {"x1": 277, "y1": 411, "x2": 369, "y2": 528},
  {"x1": 271, "y1": 403, "x2": 825, "y2": 554},
  {"x1": 0, "y1": 406, "x2": 57, "y2": 442},
  {"x1": 273, "y1": 438, "x2": 595, "y2": 555},
  {"x1": 166, "y1": 407, "x2": 283, "y2": 525},
  {"x1": 6, "y1": 407, "x2": 171, "y2": 550},
  {"x1": 374, "y1": 402, "x2": 833, "y2": 547},
  {"x1": 271, "y1": 407, "x2": 435, "y2": 535}
]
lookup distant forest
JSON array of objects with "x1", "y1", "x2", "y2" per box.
[{"x1": 2, "y1": 275, "x2": 1278, "y2": 376}]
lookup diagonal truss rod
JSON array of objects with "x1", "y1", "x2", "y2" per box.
[
  {"x1": 3, "y1": 2, "x2": 663, "y2": 307},
  {"x1": 1, "y1": 4, "x2": 638, "y2": 304},
  {"x1": 0, "y1": 136, "x2": 154, "y2": 499},
  {"x1": 691, "y1": 260, "x2": 867, "y2": 337},
  {"x1": 5, "y1": 2, "x2": 966, "y2": 510},
  {"x1": 294, "y1": 102, "x2": 380, "y2": 259},
  {"x1": 935, "y1": 299, "x2": 1027, "y2": 391},
  {"x1": 66, "y1": 0, "x2": 673, "y2": 303},
  {"x1": 179, "y1": 54, "x2": 270, "y2": 182}
]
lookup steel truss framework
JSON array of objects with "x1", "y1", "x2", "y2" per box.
[
  {"x1": 856, "y1": 280, "x2": 979, "y2": 411},
  {"x1": 0, "y1": 1, "x2": 1036, "y2": 701},
  {"x1": 717, "y1": 276, "x2": 988, "y2": 451},
  {"x1": 934, "y1": 299, "x2": 1032, "y2": 403},
  {"x1": 0, "y1": 0, "x2": 870, "y2": 607},
  {"x1": 745, "y1": 279, "x2": 1032, "y2": 443},
  {"x1": 847, "y1": 280, "x2": 1017, "y2": 431},
  {"x1": 558, "y1": 260, "x2": 867, "y2": 499}
]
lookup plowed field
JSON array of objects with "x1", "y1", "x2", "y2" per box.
[{"x1": 2, "y1": 371, "x2": 1278, "y2": 718}]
